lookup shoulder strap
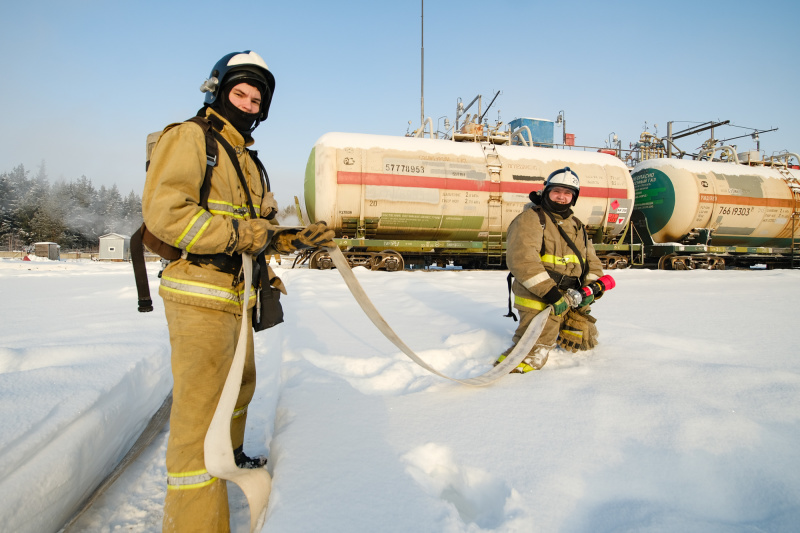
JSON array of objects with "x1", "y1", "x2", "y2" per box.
[
  {"x1": 185, "y1": 116, "x2": 218, "y2": 210},
  {"x1": 212, "y1": 130, "x2": 258, "y2": 219}
]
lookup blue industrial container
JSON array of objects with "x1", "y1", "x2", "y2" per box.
[{"x1": 508, "y1": 117, "x2": 554, "y2": 147}]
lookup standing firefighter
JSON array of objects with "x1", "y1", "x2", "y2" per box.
[
  {"x1": 142, "y1": 51, "x2": 334, "y2": 532},
  {"x1": 497, "y1": 167, "x2": 615, "y2": 373}
]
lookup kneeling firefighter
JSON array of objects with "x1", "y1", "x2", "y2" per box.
[
  {"x1": 497, "y1": 167, "x2": 615, "y2": 373},
  {"x1": 142, "y1": 51, "x2": 334, "y2": 532}
]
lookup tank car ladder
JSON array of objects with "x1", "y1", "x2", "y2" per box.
[
  {"x1": 481, "y1": 143, "x2": 504, "y2": 267},
  {"x1": 788, "y1": 176, "x2": 800, "y2": 269}
]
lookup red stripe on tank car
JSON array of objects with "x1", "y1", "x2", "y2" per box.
[
  {"x1": 337, "y1": 172, "x2": 627, "y2": 198},
  {"x1": 699, "y1": 194, "x2": 794, "y2": 208}
]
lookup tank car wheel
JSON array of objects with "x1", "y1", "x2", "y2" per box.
[
  {"x1": 605, "y1": 254, "x2": 628, "y2": 270},
  {"x1": 707, "y1": 257, "x2": 726, "y2": 270},
  {"x1": 657, "y1": 254, "x2": 676, "y2": 270},
  {"x1": 309, "y1": 249, "x2": 333, "y2": 270},
  {"x1": 672, "y1": 258, "x2": 687, "y2": 270},
  {"x1": 380, "y1": 250, "x2": 404, "y2": 272}
]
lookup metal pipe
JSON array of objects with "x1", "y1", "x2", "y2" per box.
[
  {"x1": 667, "y1": 122, "x2": 673, "y2": 158},
  {"x1": 698, "y1": 145, "x2": 740, "y2": 164},
  {"x1": 511, "y1": 126, "x2": 534, "y2": 147},
  {"x1": 766, "y1": 152, "x2": 800, "y2": 167},
  {"x1": 414, "y1": 117, "x2": 434, "y2": 138}
]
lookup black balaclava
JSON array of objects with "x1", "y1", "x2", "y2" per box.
[
  {"x1": 531, "y1": 187, "x2": 573, "y2": 217},
  {"x1": 213, "y1": 80, "x2": 266, "y2": 136}
]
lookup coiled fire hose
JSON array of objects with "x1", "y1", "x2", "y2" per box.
[
  {"x1": 326, "y1": 246, "x2": 548, "y2": 386},
  {"x1": 205, "y1": 247, "x2": 549, "y2": 532}
]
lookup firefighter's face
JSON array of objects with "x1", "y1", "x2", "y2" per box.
[
  {"x1": 228, "y1": 83, "x2": 262, "y2": 114},
  {"x1": 548, "y1": 186, "x2": 574, "y2": 205}
]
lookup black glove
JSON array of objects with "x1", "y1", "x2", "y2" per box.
[
  {"x1": 542, "y1": 286, "x2": 569, "y2": 316},
  {"x1": 274, "y1": 222, "x2": 336, "y2": 253}
]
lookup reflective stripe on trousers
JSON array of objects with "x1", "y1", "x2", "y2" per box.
[
  {"x1": 232, "y1": 404, "x2": 248, "y2": 420},
  {"x1": 161, "y1": 275, "x2": 256, "y2": 307},
  {"x1": 167, "y1": 469, "x2": 217, "y2": 491}
]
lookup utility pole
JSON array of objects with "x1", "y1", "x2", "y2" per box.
[{"x1": 420, "y1": 0, "x2": 425, "y2": 130}]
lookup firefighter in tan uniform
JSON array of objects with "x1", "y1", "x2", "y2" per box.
[
  {"x1": 497, "y1": 167, "x2": 612, "y2": 373},
  {"x1": 143, "y1": 51, "x2": 334, "y2": 532}
]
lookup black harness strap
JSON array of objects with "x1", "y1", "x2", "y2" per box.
[
  {"x1": 504, "y1": 272, "x2": 517, "y2": 321},
  {"x1": 211, "y1": 130, "x2": 273, "y2": 295},
  {"x1": 542, "y1": 208, "x2": 589, "y2": 283},
  {"x1": 212, "y1": 130, "x2": 258, "y2": 219},
  {"x1": 185, "y1": 116, "x2": 219, "y2": 210},
  {"x1": 131, "y1": 227, "x2": 153, "y2": 312},
  {"x1": 186, "y1": 252, "x2": 243, "y2": 275}
]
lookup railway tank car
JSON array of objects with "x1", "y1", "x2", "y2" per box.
[
  {"x1": 631, "y1": 158, "x2": 800, "y2": 269},
  {"x1": 303, "y1": 132, "x2": 635, "y2": 269}
]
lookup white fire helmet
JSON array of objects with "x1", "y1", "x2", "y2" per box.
[{"x1": 544, "y1": 167, "x2": 580, "y2": 205}]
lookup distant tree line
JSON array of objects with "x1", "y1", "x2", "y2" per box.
[{"x1": 0, "y1": 162, "x2": 142, "y2": 251}]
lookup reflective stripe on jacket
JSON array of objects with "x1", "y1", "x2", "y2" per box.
[
  {"x1": 506, "y1": 204, "x2": 604, "y2": 312},
  {"x1": 142, "y1": 108, "x2": 266, "y2": 313}
]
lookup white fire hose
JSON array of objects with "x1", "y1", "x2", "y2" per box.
[
  {"x1": 326, "y1": 246, "x2": 547, "y2": 385},
  {"x1": 204, "y1": 246, "x2": 548, "y2": 531},
  {"x1": 204, "y1": 253, "x2": 270, "y2": 533}
]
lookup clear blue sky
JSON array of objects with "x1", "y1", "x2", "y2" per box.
[{"x1": 3, "y1": 0, "x2": 799, "y2": 209}]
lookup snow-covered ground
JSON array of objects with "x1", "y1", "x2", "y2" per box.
[{"x1": 1, "y1": 257, "x2": 799, "y2": 533}]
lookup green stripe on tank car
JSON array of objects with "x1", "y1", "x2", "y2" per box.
[
  {"x1": 440, "y1": 215, "x2": 484, "y2": 229},
  {"x1": 304, "y1": 147, "x2": 316, "y2": 223},
  {"x1": 380, "y1": 213, "x2": 441, "y2": 228},
  {"x1": 632, "y1": 168, "x2": 675, "y2": 234},
  {"x1": 378, "y1": 213, "x2": 485, "y2": 230}
]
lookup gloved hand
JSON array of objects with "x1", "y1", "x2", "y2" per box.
[
  {"x1": 557, "y1": 323, "x2": 583, "y2": 352},
  {"x1": 542, "y1": 286, "x2": 569, "y2": 316},
  {"x1": 551, "y1": 296, "x2": 569, "y2": 316},
  {"x1": 581, "y1": 317, "x2": 599, "y2": 351},
  {"x1": 557, "y1": 308, "x2": 598, "y2": 352},
  {"x1": 235, "y1": 218, "x2": 276, "y2": 254},
  {"x1": 261, "y1": 191, "x2": 278, "y2": 221},
  {"x1": 274, "y1": 221, "x2": 336, "y2": 254}
]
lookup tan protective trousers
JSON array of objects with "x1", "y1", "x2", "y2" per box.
[
  {"x1": 162, "y1": 300, "x2": 256, "y2": 533},
  {"x1": 511, "y1": 307, "x2": 561, "y2": 351}
]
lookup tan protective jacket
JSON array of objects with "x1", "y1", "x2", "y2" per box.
[
  {"x1": 506, "y1": 204, "x2": 604, "y2": 312},
  {"x1": 142, "y1": 108, "x2": 268, "y2": 313}
]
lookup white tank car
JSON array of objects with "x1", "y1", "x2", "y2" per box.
[
  {"x1": 632, "y1": 158, "x2": 800, "y2": 248},
  {"x1": 304, "y1": 133, "x2": 635, "y2": 253}
]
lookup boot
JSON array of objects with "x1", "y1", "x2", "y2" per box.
[
  {"x1": 233, "y1": 445, "x2": 268, "y2": 469},
  {"x1": 510, "y1": 345, "x2": 551, "y2": 374},
  {"x1": 493, "y1": 346, "x2": 514, "y2": 367}
]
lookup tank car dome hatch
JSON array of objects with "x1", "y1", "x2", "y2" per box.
[{"x1": 632, "y1": 158, "x2": 800, "y2": 248}]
